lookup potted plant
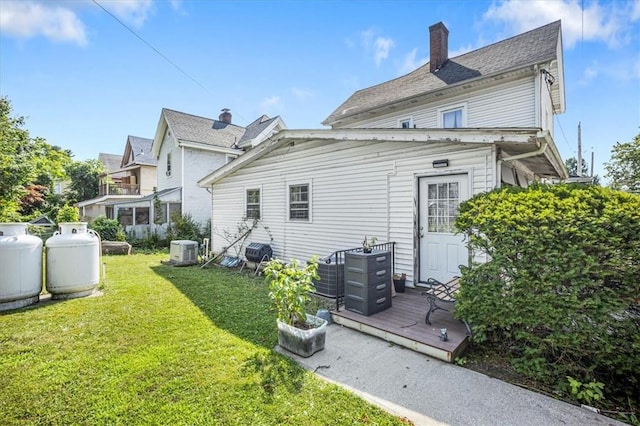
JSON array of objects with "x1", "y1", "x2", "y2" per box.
[
  {"x1": 265, "y1": 256, "x2": 327, "y2": 357},
  {"x1": 362, "y1": 236, "x2": 377, "y2": 253},
  {"x1": 392, "y1": 273, "x2": 407, "y2": 293}
]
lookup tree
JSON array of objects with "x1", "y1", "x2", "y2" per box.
[
  {"x1": 605, "y1": 132, "x2": 640, "y2": 192},
  {"x1": 565, "y1": 157, "x2": 589, "y2": 177},
  {"x1": 0, "y1": 97, "x2": 72, "y2": 221},
  {"x1": 564, "y1": 157, "x2": 600, "y2": 185},
  {"x1": 66, "y1": 159, "x2": 104, "y2": 203},
  {"x1": 0, "y1": 97, "x2": 32, "y2": 220}
]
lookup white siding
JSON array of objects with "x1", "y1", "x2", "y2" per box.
[
  {"x1": 182, "y1": 149, "x2": 227, "y2": 225},
  {"x1": 344, "y1": 77, "x2": 536, "y2": 129},
  {"x1": 156, "y1": 130, "x2": 180, "y2": 192},
  {"x1": 210, "y1": 139, "x2": 494, "y2": 285}
]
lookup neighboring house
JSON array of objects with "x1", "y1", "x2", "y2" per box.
[
  {"x1": 198, "y1": 21, "x2": 568, "y2": 286},
  {"x1": 77, "y1": 136, "x2": 157, "y2": 221},
  {"x1": 140, "y1": 108, "x2": 285, "y2": 235}
]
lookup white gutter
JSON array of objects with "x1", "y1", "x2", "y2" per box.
[{"x1": 496, "y1": 139, "x2": 548, "y2": 187}]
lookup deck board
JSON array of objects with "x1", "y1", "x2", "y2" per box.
[{"x1": 331, "y1": 288, "x2": 469, "y2": 362}]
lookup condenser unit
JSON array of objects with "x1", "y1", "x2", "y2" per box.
[{"x1": 169, "y1": 240, "x2": 198, "y2": 266}]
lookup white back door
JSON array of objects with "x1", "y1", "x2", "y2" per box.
[{"x1": 418, "y1": 175, "x2": 469, "y2": 283}]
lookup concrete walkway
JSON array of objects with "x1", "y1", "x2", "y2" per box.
[{"x1": 276, "y1": 324, "x2": 625, "y2": 426}]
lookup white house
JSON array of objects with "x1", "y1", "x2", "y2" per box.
[
  {"x1": 77, "y1": 138, "x2": 157, "y2": 221},
  {"x1": 120, "y1": 108, "x2": 287, "y2": 237},
  {"x1": 198, "y1": 21, "x2": 567, "y2": 286}
]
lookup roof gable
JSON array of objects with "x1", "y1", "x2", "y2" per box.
[
  {"x1": 163, "y1": 108, "x2": 246, "y2": 149},
  {"x1": 122, "y1": 135, "x2": 157, "y2": 167},
  {"x1": 323, "y1": 20, "x2": 562, "y2": 126}
]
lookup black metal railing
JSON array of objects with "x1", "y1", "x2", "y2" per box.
[{"x1": 316, "y1": 242, "x2": 396, "y2": 312}]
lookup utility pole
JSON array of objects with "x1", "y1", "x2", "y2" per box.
[
  {"x1": 591, "y1": 151, "x2": 594, "y2": 177},
  {"x1": 577, "y1": 122, "x2": 582, "y2": 177}
]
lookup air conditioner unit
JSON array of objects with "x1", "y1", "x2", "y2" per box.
[{"x1": 170, "y1": 240, "x2": 198, "y2": 266}]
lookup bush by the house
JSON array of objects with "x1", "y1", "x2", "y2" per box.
[
  {"x1": 56, "y1": 204, "x2": 79, "y2": 223},
  {"x1": 455, "y1": 183, "x2": 640, "y2": 407},
  {"x1": 166, "y1": 212, "x2": 203, "y2": 243},
  {"x1": 89, "y1": 216, "x2": 126, "y2": 241}
]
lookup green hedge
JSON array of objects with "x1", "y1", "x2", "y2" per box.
[{"x1": 455, "y1": 184, "x2": 639, "y2": 402}]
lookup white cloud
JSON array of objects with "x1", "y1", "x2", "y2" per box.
[
  {"x1": 291, "y1": 88, "x2": 313, "y2": 101},
  {"x1": 374, "y1": 37, "x2": 395, "y2": 67},
  {"x1": 483, "y1": 0, "x2": 633, "y2": 49},
  {"x1": 259, "y1": 96, "x2": 282, "y2": 113},
  {"x1": 579, "y1": 64, "x2": 599, "y2": 85},
  {"x1": 99, "y1": 0, "x2": 153, "y2": 28},
  {"x1": 449, "y1": 44, "x2": 474, "y2": 58},
  {"x1": 397, "y1": 48, "x2": 428, "y2": 75},
  {"x1": 358, "y1": 28, "x2": 395, "y2": 66},
  {"x1": 0, "y1": 1, "x2": 87, "y2": 45},
  {"x1": 631, "y1": 0, "x2": 640, "y2": 21}
]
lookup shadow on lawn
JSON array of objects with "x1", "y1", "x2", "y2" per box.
[
  {"x1": 150, "y1": 263, "x2": 306, "y2": 398},
  {"x1": 150, "y1": 263, "x2": 276, "y2": 348}
]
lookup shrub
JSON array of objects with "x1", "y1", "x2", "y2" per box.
[
  {"x1": 166, "y1": 212, "x2": 202, "y2": 243},
  {"x1": 89, "y1": 216, "x2": 125, "y2": 241},
  {"x1": 455, "y1": 184, "x2": 640, "y2": 403},
  {"x1": 265, "y1": 257, "x2": 319, "y2": 327},
  {"x1": 56, "y1": 204, "x2": 79, "y2": 223}
]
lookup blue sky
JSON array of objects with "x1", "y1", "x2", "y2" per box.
[{"x1": 1, "y1": 0, "x2": 639, "y2": 180}]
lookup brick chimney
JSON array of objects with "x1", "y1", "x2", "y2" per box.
[
  {"x1": 219, "y1": 108, "x2": 232, "y2": 124},
  {"x1": 429, "y1": 22, "x2": 449, "y2": 73}
]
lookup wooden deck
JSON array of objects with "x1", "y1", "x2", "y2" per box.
[{"x1": 331, "y1": 288, "x2": 469, "y2": 362}]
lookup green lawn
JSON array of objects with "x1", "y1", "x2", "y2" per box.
[{"x1": 0, "y1": 253, "x2": 404, "y2": 425}]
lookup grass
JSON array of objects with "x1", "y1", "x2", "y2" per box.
[{"x1": 0, "y1": 253, "x2": 405, "y2": 425}]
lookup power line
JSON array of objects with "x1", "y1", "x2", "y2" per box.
[{"x1": 91, "y1": 0, "x2": 211, "y2": 95}]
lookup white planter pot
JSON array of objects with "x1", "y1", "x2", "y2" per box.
[{"x1": 276, "y1": 314, "x2": 327, "y2": 357}]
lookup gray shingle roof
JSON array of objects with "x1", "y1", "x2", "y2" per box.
[
  {"x1": 237, "y1": 115, "x2": 278, "y2": 145},
  {"x1": 162, "y1": 108, "x2": 246, "y2": 149},
  {"x1": 127, "y1": 136, "x2": 157, "y2": 166},
  {"x1": 323, "y1": 20, "x2": 561, "y2": 126},
  {"x1": 98, "y1": 153, "x2": 124, "y2": 173}
]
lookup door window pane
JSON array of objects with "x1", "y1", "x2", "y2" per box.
[{"x1": 426, "y1": 181, "x2": 462, "y2": 233}]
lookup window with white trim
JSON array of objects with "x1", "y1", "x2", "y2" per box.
[
  {"x1": 438, "y1": 104, "x2": 467, "y2": 128},
  {"x1": 246, "y1": 188, "x2": 261, "y2": 219},
  {"x1": 399, "y1": 117, "x2": 413, "y2": 129},
  {"x1": 289, "y1": 184, "x2": 310, "y2": 221}
]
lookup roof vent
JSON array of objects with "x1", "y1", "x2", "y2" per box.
[{"x1": 219, "y1": 108, "x2": 232, "y2": 124}]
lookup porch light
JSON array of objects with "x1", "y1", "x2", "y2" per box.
[{"x1": 432, "y1": 159, "x2": 449, "y2": 168}]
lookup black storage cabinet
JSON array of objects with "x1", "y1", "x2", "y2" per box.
[{"x1": 344, "y1": 250, "x2": 392, "y2": 315}]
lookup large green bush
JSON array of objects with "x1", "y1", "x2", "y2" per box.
[
  {"x1": 166, "y1": 212, "x2": 202, "y2": 243},
  {"x1": 455, "y1": 184, "x2": 639, "y2": 404},
  {"x1": 89, "y1": 216, "x2": 125, "y2": 241}
]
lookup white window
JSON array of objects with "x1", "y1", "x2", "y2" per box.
[
  {"x1": 289, "y1": 183, "x2": 310, "y2": 221},
  {"x1": 399, "y1": 117, "x2": 413, "y2": 129},
  {"x1": 438, "y1": 104, "x2": 467, "y2": 128},
  {"x1": 166, "y1": 152, "x2": 172, "y2": 177},
  {"x1": 246, "y1": 188, "x2": 261, "y2": 219}
]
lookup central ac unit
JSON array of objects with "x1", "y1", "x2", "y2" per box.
[{"x1": 170, "y1": 240, "x2": 198, "y2": 266}]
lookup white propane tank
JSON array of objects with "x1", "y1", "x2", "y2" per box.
[
  {"x1": 46, "y1": 222, "x2": 100, "y2": 299},
  {"x1": 0, "y1": 223, "x2": 43, "y2": 311}
]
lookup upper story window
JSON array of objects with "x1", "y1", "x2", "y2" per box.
[
  {"x1": 399, "y1": 117, "x2": 413, "y2": 128},
  {"x1": 166, "y1": 152, "x2": 172, "y2": 177},
  {"x1": 439, "y1": 103, "x2": 467, "y2": 128},
  {"x1": 289, "y1": 184, "x2": 310, "y2": 221},
  {"x1": 246, "y1": 188, "x2": 261, "y2": 219}
]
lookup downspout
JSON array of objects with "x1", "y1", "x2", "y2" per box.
[
  {"x1": 496, "y1": 139, "x2": 548, "y2": 188},
  {"x1": 181, "y1": 145, "x2": 185, "y2": 210}
]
